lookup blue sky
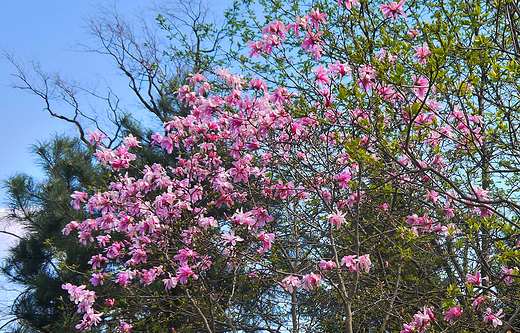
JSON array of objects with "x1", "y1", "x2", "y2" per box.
[{"x1": 0, "y1": 0, "x2": 232, "y2": 205}]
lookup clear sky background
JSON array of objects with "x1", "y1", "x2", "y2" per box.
[{"x1": 0, "y1": 0, "x2": 231, "y2": 204}]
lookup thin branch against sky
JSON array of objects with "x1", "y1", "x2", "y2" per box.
[{"x1": 0, "y1": 0, "x2": 146, "y2": 205}]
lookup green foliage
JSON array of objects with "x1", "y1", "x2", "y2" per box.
[{"x1": 2, "y1": 136, "x2": 102, "y2": 332}]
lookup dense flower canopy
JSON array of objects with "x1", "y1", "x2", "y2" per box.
[{"x1": 59, "y1": 0, "x2": 520, "y2": 331}]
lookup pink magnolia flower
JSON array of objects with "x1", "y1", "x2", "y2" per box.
[
  {"x1": 104, "y1": 298, "x2": 115, "y2": 307},
  {"x1": 329, "y1": 61, "x2": 352, "y2": 77},
  {"x1": 282, "y1": 275, "x2": 301, "y2": 293},
  {"x1": 122, "y1": 134, "x2": 141, "y2": 147},
  {"x1": 377, "y1": 48, "x2": 397, "y2": 62},
  {"x1": 247, "y1": 40, "x2": 264, "y2": 58},
  {"x1": 422, "y1": 306, "x2": 435, "y2": 322},
  {"x1": 424, "y1": 189, "x2": 439, "y2": 204},
  {"x1": 312, "y1": 65, "x2": 331, "y2": 86},
  {"x1": 162, "y1": 275, "x2": 178, "y2": 290},
  {"x1": 334, "y1": 170, "x2": 352, "y2": 188},
  {"x1": 413, "y1": 75, "x2": 430, "y2": 99},
  {"x1": 231, "y1": 208, "x2": 256, "y2": 226},
  {"x1": 257, "y1": 232, "x2": 275, "y2": 254},
  {"x1": 380, "y1": 0, "x2": 407, "y2": 20},
  {"x1": 120, "y1": 322, "x2": 133, "y2": 332},
  {"x1": 90, "y1": 271, "x2": 108, "y2": 286},
  {"x1": 327, "y1": 209, "x2": 347, "y2": 229},
  {"x1": 88, "y1": 254, "x2": 109, "y2": 269},
  {"x1": 320, "y1": 87, "x2": 333, "y2": 107},
  {"x1": 472, "y1": 296, "x2": 486, "y2": 310},
  {"x1": 174, "y1": 248, "x2": 199, "y2": 265},
  {"x1": 75, "y1": 311, "x2": 103, "y2": 331},
  {"x1": 443, "y1": 305, "x2": 462, "y2": 325},
  {"x1": 270, "y1": 87, "x2": 297, "y2": 106},
  {"x1": 249, "y1": 78, "x2": 267, "y2": 92},
  {"x1": 502, "y1": 267, "x2": 515, "y2": 286},
  {"x1": 483, "y1": 308, "x2": 504, "y2": 327},
  {"x1": 106, "y1": 241, "x2": 125, "y2": 261},
  {"x1": 62, "y1": 283, "x2": 97, "y2": 314},
  {"x1": 341, "y1": 255, "x2": 359, "y2": 272},
  {"x1": 287, "y1": 16, "x2": 308, "y2": 38},
  {"x1": 308, "y1": 8, "x2": 327, "y2": 30},
  {"x1": 319, "y1": 259, "x2": 337, "y2": 271},
  {"x1": 403, "y1": 305, "x2": 435, "y2": 332},
  {"x1": 261, "y1": 33, "x2": 281, "y2": 55},
  {"x1": 70, "y1": 191, "x2": 89, "y2": 210},
  {"x1": 61, "y1": 221, "x2": 79, "y2": 236},
  {"x1": 432, "y1": 155, "x2": 446, "y2": 169},
  {"x1": 130, "y1": 248, "x2": 149, "y2": 264},
  {"x1": 408, "y1": 29, "x2": 419, "y2": 38},
  {"x1": 399, "y1": 323, "x2": 416, "y2": 333},
  {"x1": 378, "y1": 85, "x2": 399, "y2": 103},
  {"x1": 406, "y1": 214, "x2": 434, "y2": 232},
  {"x1": 346, "y1": 191, "x2": 365, "y2": 207},
  {"x1": 198, "y1": 216, "x2": 218, "y2": 229},
  {"x1": 215, "y1": 67, "x2": 245, "y2": 88},
  {"x1": 472, "y1": 186, "x2": 490, "y2": 201},
  {"x1": 263, "y1": 20, "x2": 287, "y2": 37},
  {"x1": 466, "y1": 271, "x2": 486, "y2": 286},
  {"x1": 96, "y1": 235, "x2": 111, "y2": 247},
  {"x1": 301, "y1": 31, "x2": 323, "y2": 57},
  {"x1": 411, "y1": 306, "x2": 435, "y2": 330},
  {"x1": 357, "y1": 254, "x2": 371, "y2": 273},
  {"x1": 114, "y1": 270, "x2": 134, "y2": 287},
  {"x1": 477, "y1": 205, "x2": 493, "y2": 219},
  {"x1": 413, "y1": 311, "x2": 431, "y2": 327},
  {"x1": 301, "y1": 273, "x2": 322, "y2": 290},
  {"x1": 338, "y1": 0, "x2": 360, "y2": 10},
  {"x1": 176, "y1": 264, "x2": 198, "y2": 284},
  {"x1": 221, "y1": 230, "x2": 244, "y2": 246},
  {"x1": 86, "y1": 129, "x2": 108, "y2": 146},
  {"x1": 358, "y1": 65, "x2": 376, "y2": 92},
  {"x1": 413, "y1": 42, "x2": 431, "y2": 65},
  {"x1": 310, "y1": 42, "x2": 323, "y2": 61},
  {"x1": 187, "y1": 72, "x2": 207, "y2": 85},
  {"x1": 251, "y1": 207, "x2": 273, "y2": 228}
]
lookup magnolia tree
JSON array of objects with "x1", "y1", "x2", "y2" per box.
[{"x1": 61, "y1": 0, "x2": 520, "y2": 332}]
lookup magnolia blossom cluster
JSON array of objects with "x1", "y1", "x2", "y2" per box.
[
  {"x1": 483, "y1": 308, "x2": 504, "y2": 328},
  {"x1": 401, "y1": 302, "x2": 504, "y2": 330},
  {"x1": 405, "y1": 213, "x2": 461, "y2": 238},
  {"x1": 58, "y1": 1, "x2": 520, "y2": 331},
  {"x1": 248, "y1": 8, "x2": 327, "y2": 60},
  {"x1": 380, "y1": 0, "x2": 406, "y2": 20},
  {"x1": 316, "y1": 254, "x2": 372, "y2": 275},
  {"x1": 400, "y1": 306, "x2": 434, "y2": 333},
  {"x1": 246, "y1": 7, "x2": 485, "y2": 169},
  {"x1": 62, "y1": 284, "x2": 102, "y2": 330},
  {"x1": 280, "y1": 273, "x2": 323, "y2": 293},
  {"x1": 443, "y1": 306, "x2": 463, "y2": 325},
  {"x1": 61, "y1": 64, "x2": 380, "y2": 330},
  {"x1": 339, "y1": 254, "x2": 371, "y2": 273}
]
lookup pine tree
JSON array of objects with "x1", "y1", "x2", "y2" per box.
[{"x1": 2, "y1": 137, "x2": 104, "y2": 331}]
